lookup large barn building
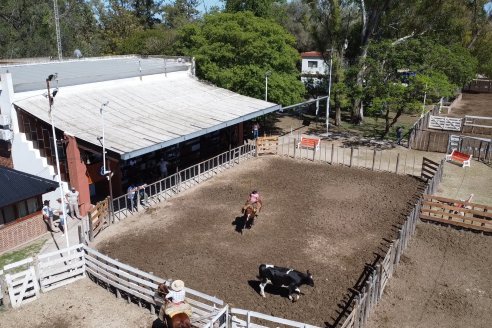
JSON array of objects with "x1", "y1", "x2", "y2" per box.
[{"x1": 0, "y1": 56, "x2": 280, "y2": 218}]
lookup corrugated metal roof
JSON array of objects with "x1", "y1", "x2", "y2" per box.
[
  {"x1": 0, "y1": 166, "x2": 58, "y2": 207},
  {"x1": 0, "y1": 56, "x2": 189, "y2": 92},
  {"x1": 14, "y1": 71, "x2": 280, "y2": 160}
]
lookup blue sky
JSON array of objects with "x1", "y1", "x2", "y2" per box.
[{"x1": 199, "y1": 0, "x2": 223, "y2": 13}]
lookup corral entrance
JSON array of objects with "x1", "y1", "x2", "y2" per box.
[{"x1": 96, "y1": 157, "x2": 424, "y2": 326}]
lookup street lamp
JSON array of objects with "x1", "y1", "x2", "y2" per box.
[
  {"x1": 265, "y1": 70, "x2": 272, "y2": 102},
  {"x1": 46, "y1": 73, "x2": 69, "y2": 249},
  {"x1": 98, "y1": 101, "x2": 114, "y2": 223}
]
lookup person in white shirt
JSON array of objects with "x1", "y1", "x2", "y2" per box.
[
  {"x1": 65, "y1": 187, "x2": 81, "y2": 219},
  {"x1": 42, "y1": 200, "x2": 56, "y2": 232},
  {"x1": 158, "y1": 280, "x2": 192, "y2": 322}
]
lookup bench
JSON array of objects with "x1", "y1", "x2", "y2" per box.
[
  {"x1": 297, "y1": 136, "x2": 320, "y2": 151},
  {"x1": 445, "y1": 149, "x2": 472, "y2": 168}
]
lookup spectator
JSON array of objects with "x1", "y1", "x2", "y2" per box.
[
  {"x1": 65, "y1": 187, "x2": 81, "y2": 219},
  {"x1": 159, "y1": 158, "x2": 169, "y2": 178},
  {"x1": 127, "y1": 184, "x2": 137, "y2": 211},
  {"x1": 396, "y1": 127, "x2": 404, "y2": 145},
  {"x1": 54, "y1": 198, "x2": 68, "y2": 235},
  {"x1": 252, "y1": 122, "x2": 260, "y2": 139},
  {"x1": 42, "y1": 200, "x2": 56, "y2": 232}
]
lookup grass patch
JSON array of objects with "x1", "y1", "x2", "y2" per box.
[{"x1": 0, "y1": 238, "x2": 47, "y2": 270}]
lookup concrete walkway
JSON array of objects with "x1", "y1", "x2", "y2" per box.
[{"x1": 39, "y1": 216, "x2": 84, "y2": 254}]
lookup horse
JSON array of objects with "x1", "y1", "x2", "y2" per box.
[
  {"x1": 157, "y1": 284, "x2": 191, "y2": 328},
  {"x1": 242, "y1": 204, "x2": 257, "y2": 229}
]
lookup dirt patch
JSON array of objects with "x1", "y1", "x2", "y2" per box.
[
  {"x1": 95, "y1": 156, "x2": 424, "y2": 326},
  {"x1": 367, "y1": 223, "x2": 492, "y2": 328},
  {"x1": 0, "y1": 278, "x2": 156, "y2": 328},
  {"x1": 447, "y1": 93, "x2": 492, "y2": 118}
]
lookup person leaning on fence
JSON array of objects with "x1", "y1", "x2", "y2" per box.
[
  {"x1": 158, "y1": 280, "x2": 193, "y2": 322},
  {"x1": 127, "y1": 184, "x2": 137, "y2": 211},
  {"x1": 42, "y1": 200, "x2": 57, "y2": 232}
]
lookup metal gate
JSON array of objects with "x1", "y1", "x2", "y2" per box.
[{"x1": 428, "y1": 116, "x2": 462, "y2": 131}]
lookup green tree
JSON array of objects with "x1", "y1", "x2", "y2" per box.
[
  {"x1": 224, "y1": 0, "x2": 286, "y2": 18},
  {"x1": 162, "y1": 0, "x2": 200, "y2": 28},
  {"x1": 0, "y1": 0, "x2": 100, "y2": 58},
  {"x1": 175, "y1": 12, "x2": 305, "y2": 105},
  {"x1": 116, "y1": 27, "x2": 177, "y2": 55}
]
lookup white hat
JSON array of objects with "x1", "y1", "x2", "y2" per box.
[{"x1": 171, "y1": 280, "x2": 185, "y2": 292}]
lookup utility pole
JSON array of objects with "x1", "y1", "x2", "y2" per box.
[
  {"x1": 326, "y1": 48, "x2": 333, "y2": 134},
  {"x1": 53, "y1": 0, "x2": 63, "y2": 60}
]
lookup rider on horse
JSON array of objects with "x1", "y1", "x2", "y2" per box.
[
  {"x1": 158, "y1": 280, "x2": 193, "y2": 323},
  {"x1": 243, "y1": 190, "x2": 262, "y2": 214}
]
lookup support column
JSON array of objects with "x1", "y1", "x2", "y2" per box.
[{"x1": 65, "y1": 134, "x2": 91, "y2": 216}]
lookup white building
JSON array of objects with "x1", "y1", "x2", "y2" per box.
[{"x1": 300, "y1": 51, "x2": 328, "y2": 85}]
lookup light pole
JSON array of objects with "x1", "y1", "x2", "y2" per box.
[
  {"x1": 98, "y1": 101, "x2": 114, "y2": 223},
  {"x1": 46, "y1": 74, "x2": 69, "y2": 249},
  {"x1": 265, "y1": 71, "x2": 271, "y2": 102},
  {"x1": 326, "y1": 49, "x2": 333, "y2": 134}
]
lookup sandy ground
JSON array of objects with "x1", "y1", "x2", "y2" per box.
[
  {"x1": 93, "y1": 157, "x2": 423, "y2": 327},
  {"x1": 0, "y1": 278, "x2": 156, "y2": 328},
  {"x1": 447, "y1": 93, "x2": 492, "y2": 118},
  {"x1": 366, "y1": 223, "x2": 492, "y2": 328}
]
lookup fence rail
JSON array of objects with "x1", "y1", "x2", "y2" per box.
[
  {"x1": 230, "y1": 308, "x2": 320, "y2": 328},
  {"x1": 111, "y1": 144, "x2": 255, "y2": 223},
  {"x1": 279, "y1": 136, "x2": 426, "y2": 176},
  {"x1": 420, "y1": 194, "x2": 492, "y2": 233},
  {"x1": 337, "y1": 158, "x2": 445, "y2": 328}
]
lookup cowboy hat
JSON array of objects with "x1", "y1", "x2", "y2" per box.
[{"x1": 171, "y1": 280, "x2": 185, "y2": 292}]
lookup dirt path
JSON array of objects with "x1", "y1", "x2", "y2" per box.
[
  {"x1": 366, "y1": 223, "x2": 492, "y2": 328},
  {"x1": 0, "y1": 278, "x2": 156, "y2": 328}
]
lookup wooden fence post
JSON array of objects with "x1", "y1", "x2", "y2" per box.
[
  {"x1": 349, "y1": 147, "x2": 354, "y2": 167},
  {"x1": 293, "y1": 139, "x2": 297, "y2": 158},
  {"x1": 312, "y1": 146, "x2": 316, "y2": 161},
  {"x1": 0, "y1": 274, "x2": 11, "y2": 309},
  {"x1": 78, "y1": 225, "x2": 83, "y2": 244},
  {"x1": 88, "y1": 211, "x2": 94, "y2": 242},
  {"x1": 331, "y1": 144, "x2": 335, "y2": 164},
  {"x1": 255, "y1": 138, "x2": 259, "y2": 157},
  {"x1": 372, "y1": 149, "x2": 376, "y2": 171},
  {"x1": 395, "y1": 153, "x2": 400, "y2": 174}
]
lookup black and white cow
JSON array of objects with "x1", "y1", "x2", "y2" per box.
[{"x1": 258, "y1": 264, "x2": 314, "y2": 302}]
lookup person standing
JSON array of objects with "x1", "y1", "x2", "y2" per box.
[
  {"x1": 42, "y1": 200, "x2": 56, "y2": 232},
  {"x1": 159, "y1": 158, "x2": 169, "y2": 178},
  {"x1": 66, "y1": 187, "x2": 81, "y2": 219},
  {"x1": 396, "y1": 127, "x2": 404, "y2": 145},
  {"x1": 252, "y1": 122, "x2": 260, "y2": 139},
  {"x1": 54, "y1": 198, "x2": 68, "y2": 235},
  {"x1": 127, "y1": 184, "x2": 137, "y2": 211}
]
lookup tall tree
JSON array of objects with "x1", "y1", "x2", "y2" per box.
[
  {"x1": 224, "y1": 0, "x2": 283, "y2": 18},
  {"x1": 162, "y1": 0, "x2": 200, "y2": 28},
  {"x1": 175, "y1": 12, "x2": 305, "y2": 105}
]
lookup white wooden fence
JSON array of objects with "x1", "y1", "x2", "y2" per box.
[
  {"x1": 230, "y1": 308, "x2": 320, "y2": 328},
  {"x1": 428, "y1": 115, "x2": 462, "y2": 131}
]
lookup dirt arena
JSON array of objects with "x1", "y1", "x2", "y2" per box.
[
  {"x1": 367, "y1": 223, "x2": 492, "y2": 328},
  {"x1": 94, "y1": 156, "x2": 424, "y2": 326},
  {"x1": 448, "y1": 92, "x2": 492, "y2": 117}
]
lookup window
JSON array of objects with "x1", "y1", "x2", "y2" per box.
[
  {"x1": 308, "y1": 61, "x2": 318, "y2": 68},
  {"x1": 0, "y1": 197, "x2": 41, "y2": 227},
  {"x1": 27, "y1": 197, "x2": 39, "y2": 213},
  {"x1": 2, "y1": 205, "x2": 16, "y2": 225}
]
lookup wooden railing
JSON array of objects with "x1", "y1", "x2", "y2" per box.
[{"x1": 420, "y1": 194, "x2": 492, "y2": 233}]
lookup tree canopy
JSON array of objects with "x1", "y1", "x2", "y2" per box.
[{"x1": 174, "y1": 12, "x2": 305, "y2": 105}]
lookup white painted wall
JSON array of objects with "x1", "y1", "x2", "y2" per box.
[
  {"x1": 2, "y1": 72, "x2": 66, "y2": 204},
  {"x1": 301, "y1": 57, "x2": 327, "y2": 75}
]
